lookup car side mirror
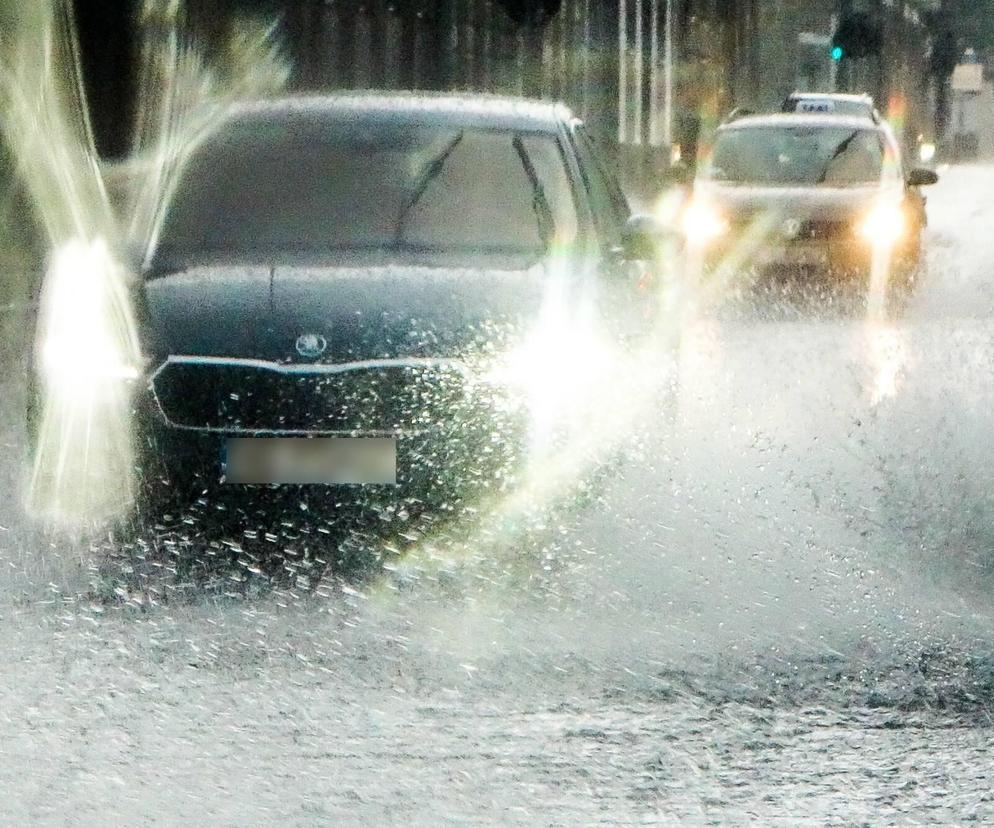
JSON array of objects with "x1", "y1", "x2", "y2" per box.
[
  {"x1": 619, "y1": 214, "x2": 665, "y2": 261},
  {"x1": 907, "y1": 167, "x2": 938, "y2": 187}
]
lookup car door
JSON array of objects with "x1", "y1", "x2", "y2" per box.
[
  {"x1": 569, "y1": 123, "x2": 631, "y2": 247},
  {"x1": 568, "y1": 122, "x2": 660, "y2": 336}
]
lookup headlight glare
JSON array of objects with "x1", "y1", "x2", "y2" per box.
[
  {"x1": 681, "y1": 200, "x2": 728, "y2": 247},
  {"x1": 860, "y1": 203, "x2": 906, "y2": 246},
  {"x1": 37, "y1": 238, "x2": 142, "y2": 391}
]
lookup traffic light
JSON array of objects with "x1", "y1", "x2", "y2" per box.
[
  {"x1": 832, "y1": 12, "x2": 882, "y2": 60},
  {"x1": 495, "y1": 0, "x2": 561, "y2": 28}
]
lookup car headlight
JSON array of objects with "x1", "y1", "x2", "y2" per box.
[
  {"x1": 42, "y1": 334, "x2": 140, "y2": 385},
  {"x1": 38, "y1": 238, "x2": 142, "y2": 391},
  {"x1": 681, "y1": 199, "x2": 728, "y2": 247},
  {"x1": 860, "y1": 203, "x2": 906, "y2": 246}
]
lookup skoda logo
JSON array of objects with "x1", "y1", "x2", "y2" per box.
[
  {"x1": 782, "y1": 218, "x2": 802, "y2": 240},
  {"x1": 295, "y1": 333, "x2": 328, "y2": 359}
]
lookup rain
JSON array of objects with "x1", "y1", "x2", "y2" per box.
[{"x1": 3, "y1": 0, "x2": 994, "y2": 824}]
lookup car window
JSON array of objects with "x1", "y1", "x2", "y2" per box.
[
  {"x1": 709, "y1": 126, "x2": 888, "y2": 186},
  {"x1": 154, "y1": 115, "x2": 580, "y2": 262},
  {"x1": 572, "y1": 126, "x2": 630, "y2": 241},
  {"x1": 406, "y1": 132, "x2": 580, "y2": 254}
]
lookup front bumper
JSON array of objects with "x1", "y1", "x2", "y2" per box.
[
  {"x1": 135, "y1": 355, "x2": 526, "y2": 497},
  {"x1": 691, "y1": 228, "x2": 920, "y2": 276},
  {"x1": 697, "y1": 239, "x2": 877, "y2": 274}
]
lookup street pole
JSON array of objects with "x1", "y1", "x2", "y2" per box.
[
  {"x1": 618, "y1": 0, "x2": 628, "y2": 144},
  {"x1": 838, "y1": 0, "x2": 852, "y2": 92},
  {"x1": 876, "y1": 0, "x2": 887, "y2": 109},
  {"x1": 581, "y1": 0, "x2": 592, "y2": 120},
  {"x1": 663, "y1": 0, "x2": 673, "y2": 149},
  {"x1": 649, "y1": 0, "x2": 660, "y2": 145},
  {"x1": 633, "y1": 0, "x2": 644, "y2": 145}
]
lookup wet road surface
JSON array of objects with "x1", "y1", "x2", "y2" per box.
[{"x1": 3, "y1": 165, "x2": 994, "y2": 825}]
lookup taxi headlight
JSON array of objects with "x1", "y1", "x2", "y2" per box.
[
  {"x1": 681, "y1": 200, "x2": 728, "y2": 247},
  {"x1": 860, "y1": 204, "x2": 905, "y2": 246}
]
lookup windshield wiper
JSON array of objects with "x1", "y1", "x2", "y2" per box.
[
  {"x1": 816, "y1": 130, "x2": 859, "y2": 183},
  {"x1": 394, "y1": 131, "x2": 464, "y2": 243},
  {"x1": 512, "y1": 134, "x2": 555, "y2": 251}
]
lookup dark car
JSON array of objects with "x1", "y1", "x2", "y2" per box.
[
  {"x1": 681, "y1": 113, "x2": 937, "y2": 283},
  {"x1": 29, "y1": 92, "x2": 662, "y2": 522}
]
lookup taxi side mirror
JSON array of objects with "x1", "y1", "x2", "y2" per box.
[{"x1": 907, "y1": 167, "x2": 938, "y2": 187}]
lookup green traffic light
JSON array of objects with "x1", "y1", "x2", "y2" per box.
[{"x1": 831, "y1": 45, "x2": 844, "y2": 61}]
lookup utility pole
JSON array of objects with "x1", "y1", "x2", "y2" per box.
[
  {"x1": 618, "y1": 0, "x2": 628, "y2": 143},
  {"x1": 649, "y1": 0, "x2": 660, "y2": 145},
  {"x1": 837, "y1": 0, "x2": 853, "y2": 92},
  {"x1": 663, "y1": 0, "x2": 674, "y2": 149},
  {"x1": 633, "y1": 0, "x2": 644, "y2": 145}
]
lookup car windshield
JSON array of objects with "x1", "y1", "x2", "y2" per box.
[
  {"x1": 709, "y1": 126, "x2": 886, "y2": 185},
  {"x1": 153, "y1": 114, "x2": 579, "y2": 262}
]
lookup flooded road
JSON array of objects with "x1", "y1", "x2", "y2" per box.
[{"x1": 4, "y1": 166, "x2": 994, "y2": 825}]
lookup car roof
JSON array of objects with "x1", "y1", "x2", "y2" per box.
[
  {"x1": 229, "y1": 91, "x2": 576, "y2": 133},
  {"x1": 719, "y1": 113, "x2": 884, "y2": 132}
]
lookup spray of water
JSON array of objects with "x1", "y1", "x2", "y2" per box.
[
  {"x1": 122, "y1": 2, "x2": 289, "y2": 255},
  {"x1": 0, "y1": 0, "x2": 908, "y2": 627},
  {"x1": 381, "y1": 247, "x2": 687, "y2": 582},
  {"x1": 0, "y1": 1, "x2": 131, "y2": 523},
  {"x1": 0, "y1": 0, "x2": 288, "y2": 527}
]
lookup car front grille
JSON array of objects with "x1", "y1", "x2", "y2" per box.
[
  {"x1": 797, "y1": 219, "x2": 853, "y2": 241},
  {"x1": 150, "y1": 358, "x2": 483, "y2": 434},
  {"x1": 730, "y1": 215, "x2": 854, "y2": 242}
]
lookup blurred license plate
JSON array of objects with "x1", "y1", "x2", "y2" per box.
[
  {"x1": 224, "y1": 437, "x2": 396, "y2": 485},
  {"x1": 761, "y1": 246, "x2": 829, "y2": 266}
]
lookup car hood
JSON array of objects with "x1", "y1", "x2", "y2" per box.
[
  {"x1": 696, "y1": 182, "x2": 894, "y2": 221},
  {"x1": 141, "y1": 260, "x2": 551, "y2": 365}
]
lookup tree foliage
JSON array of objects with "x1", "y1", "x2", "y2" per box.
[{"x1": 926, "y1": 0, "x2": 994, "y2": 67}]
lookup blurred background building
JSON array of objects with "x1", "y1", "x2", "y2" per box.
[{"x1": 66, "y1": 1, "x2": 988, "y2": 170}]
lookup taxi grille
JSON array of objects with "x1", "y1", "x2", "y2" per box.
[
  {"x1": 797, "y1": 219, "x2": 853, "y2": 241},
  {"x1": 730, "y1": 215, "x2": 854, "y2": 242}
]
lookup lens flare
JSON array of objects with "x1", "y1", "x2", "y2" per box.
[
  {"x1": 860, "y1": 203, "x2": 905, "y2": 246},
  {"x1": 40, "y1": 239, "x2": 142, "y2": 388},
  {"x1": 865, "y1": 323, "x2": 908, "y2": 406},
  {"x1": 388, "y1": 253, "x2": 687, "y2": 579},
  {"x1": 0, "y1": 0, "x2": 289, "y2": 528},
  {"x1": 681, "y1": 199, "x2": 728, "y2": 248},
  {"x1": 30, "y1": 238, "x2": 141, "y2": 523}
]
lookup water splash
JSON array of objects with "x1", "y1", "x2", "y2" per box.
[
  {"x1": 0, "y1": 0, "x2": 288, "y2": 526},
  {"x1": 122, "y1": 2, "x2": 289, "y2": 255},
  {"x1": 382, "y1": 247, "x2": 686, "y2": 581}
]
